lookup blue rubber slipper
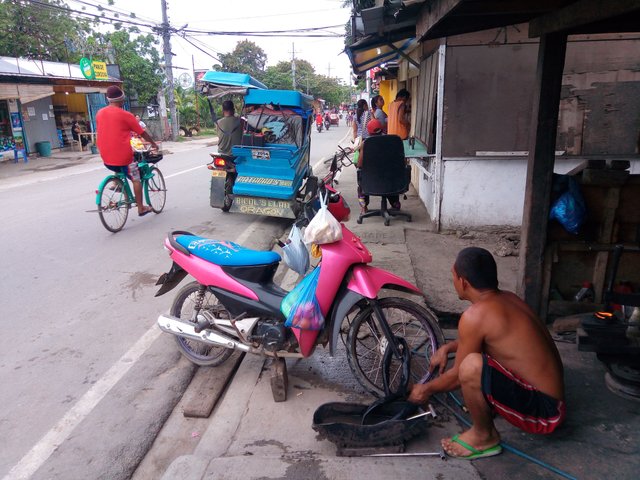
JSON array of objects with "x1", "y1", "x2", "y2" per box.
[{"x1": 446, "y1": 434, "x2": 502, "y2": 460}]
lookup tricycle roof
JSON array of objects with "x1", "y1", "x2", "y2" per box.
[
  {"x1": 245, "y1": 89, "x2": 314, "y2": 112},
  {"x1": 201, "y1": 71, "x2": 267, "y2": 89}
]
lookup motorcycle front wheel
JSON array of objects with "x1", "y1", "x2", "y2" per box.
[
  {"x1": 345, "y1": 297, "x2": 445, "y2": 397},
  {"x1": 170, "y1": 281, "x2": 234, "y2": 366}
]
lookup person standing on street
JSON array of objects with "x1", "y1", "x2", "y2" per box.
[
  {"x1": 370, "y1": 95, "x2": 387, "y2": 132},
  {"x1": 97, "y1": 85, "x2": 159, "y2": 217},
  {"x1": 387, "y1": 89, "x2": 411, "y2": 139},
  {"x1": 352, "y1": 99, "x2": 372, "y2": 141},
  {"x1": 408, "y1": 247, "x2": 565, "y2": 460},
  {"x1": 216, "y1": 100, "x2": 243, "y2": 156}
]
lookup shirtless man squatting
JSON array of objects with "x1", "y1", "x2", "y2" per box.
[{"x1": 408, "y1": 247, "x2": 566, "y2": 459}]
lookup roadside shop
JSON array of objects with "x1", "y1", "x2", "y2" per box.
[{"x1": 0, "y1": 56, "x2": 122, "y2": 158}]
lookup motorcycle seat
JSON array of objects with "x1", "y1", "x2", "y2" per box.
[{"x1": 176, "y1": 235, "x2": 281, "y2": 266}]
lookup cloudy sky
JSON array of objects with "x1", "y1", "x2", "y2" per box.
[{"x1": 68, "y1": 0, "x2": 354, "y2": 84}]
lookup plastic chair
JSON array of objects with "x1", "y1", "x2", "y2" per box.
[{"x1": 357, "y1": 134, "x2": 412, "y2": 226}]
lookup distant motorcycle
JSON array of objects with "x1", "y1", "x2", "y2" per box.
[
  {"x1": 324, "y1": 119, "x2": 331, "y2": 130},
  {"x1": 316, "y1": 121, "x2": 323, "y2": 133}
]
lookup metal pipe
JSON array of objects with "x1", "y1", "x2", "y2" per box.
[{"x1": 157, "y1": 314, "x2": 251, "y2": 352}]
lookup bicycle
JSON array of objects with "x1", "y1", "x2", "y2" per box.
[{"x1": 95, "y1": 146, "x2": 167, "y2": 232}]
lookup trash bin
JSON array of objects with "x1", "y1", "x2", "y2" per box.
[{"x1": 35, "y1": 141, "x2": 52, "y2": 157}]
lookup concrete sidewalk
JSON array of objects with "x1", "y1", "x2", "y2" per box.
[{"x1": 132, "y1": 160, "x2": 640, "y2": 480}]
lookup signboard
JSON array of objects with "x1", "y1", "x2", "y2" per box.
[
  {"x1": 231, "y1": 196, "x2": 294, "y2": 218},
  {"x1": 250, "y1": 149, "x2": 271, "y2": 160},
  {"x1": 92, "y1": 61, "x2": 108, "y2": 80},
  {"x1": 79, "y1": 57, "x2": 94, "y2": 80},
  {"x1": 236, "y1": 176, "x2": 292, "y2": 187}
]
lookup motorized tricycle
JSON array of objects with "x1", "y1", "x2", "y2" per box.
[{"x1": 200, "y1": 71, "x2": 316, "y2": 219}]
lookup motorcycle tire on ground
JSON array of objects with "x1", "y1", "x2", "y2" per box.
[
  {"x1": 221, "y1": 174, "x2": 235, "y2": 212},
  {"x1": 170, "y1": 281, "x2": 234, "y2": 366},
  {"x1": 345, "y1": 297, "x2": 445, "y2": 397}
]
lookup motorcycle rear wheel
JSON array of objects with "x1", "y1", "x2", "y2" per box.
[
  {"x1": 345, "y1": 297, "x2": 445, "y2": 397},
  {"x1": 170, "y1": 281, "x2": 234, "y2": 366}
]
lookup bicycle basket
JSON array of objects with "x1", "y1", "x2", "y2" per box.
[{"x1": 143, "y1": 150, "x2": 163, "y2": 164}]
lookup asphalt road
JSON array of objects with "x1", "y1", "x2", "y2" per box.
[{"x1": 0, "y1": 123, "x2": 350, "y2": 479}]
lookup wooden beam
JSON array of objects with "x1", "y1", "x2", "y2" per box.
[
  {"x1": 529, "y1": 0, "x2": 640, "y2": 37},
  {"x1": 416, "y1": 0, "x2": 465, "y2": 40},
  {"x1": 517, "y1": 32, "x2": 568, "y2": 319}
]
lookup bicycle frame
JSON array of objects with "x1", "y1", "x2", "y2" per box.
[{"x1": 95, "y1": 161, "x2": 156, "y2": 207}]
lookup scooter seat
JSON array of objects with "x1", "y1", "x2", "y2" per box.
[{"x1": 176, "y1": 235, "x2": 281, "y2": 266}]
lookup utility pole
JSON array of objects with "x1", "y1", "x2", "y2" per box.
[
  {"x1": 161, "y1": 0, "x2": 178, "y2": 141},
  {"x1": 192, "y1": 55, "x2": 200, "y2": 129},
  {"x1": 291, "y1": 43, "x2": 297, "y2": 90},
  {"x1": 327, "y1": 63, "x2": 331, "y2": 78}
]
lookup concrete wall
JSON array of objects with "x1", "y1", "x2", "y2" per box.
[
  {"x1": 22, "y1": 96, "x2": 59, "y2": 153},
  {"x1": 439, "y1": 157, "x2": 640, "y2": 230}
]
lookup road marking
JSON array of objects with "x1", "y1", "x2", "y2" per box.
[
  {"x1": 3, "y1": 217, "x2": 265, "y2": 480},
  {"x1": 3, "y1": 327, "x2": 161, "y2": 480},
  {"x1": 164, "y1": 165, "x2": 204, "y2": 179}
]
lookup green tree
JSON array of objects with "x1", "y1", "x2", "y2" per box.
[
  {"x1": 0, "y1": 0, "x2": 92, "y2": 61},
  {"x1": 215, "y1": 40, "x2": 267, "y2": 80},
  {"x1": 89, "y1": 30, "x2": 162, "y2": 105}
]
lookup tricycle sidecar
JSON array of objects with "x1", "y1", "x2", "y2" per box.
[{"x1": 202, "y1": 72, "x2": 316, "y2": 219}]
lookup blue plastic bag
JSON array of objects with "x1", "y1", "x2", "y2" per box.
[
  {"x1": 281, "y1": 267, "x2": 324, "y2": 331},
  {"x1": 549, "y1": 177, "x2": 586, "y2": 234}
]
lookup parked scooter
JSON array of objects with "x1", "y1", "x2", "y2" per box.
[{"x1": 155, "y1": 160, "x2": 444, "y2": 399}]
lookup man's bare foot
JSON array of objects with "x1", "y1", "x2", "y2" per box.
[
  {"x1": 138, "y1": 206, "x2": 153, "y2": 216},
  {"x1": 441, "y1": 429, "x2": 501, "y2": 460}
]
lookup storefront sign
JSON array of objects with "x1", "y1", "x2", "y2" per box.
[
  {"x1": 92, "y1": 61, "x2": 108, "y2": 80},
  {"x1": 236, "y1": 176, "x2": 292, "y2": 187},
  {"x1": 79, "y1": 57, "x2": 94, "y2": 80},
  {"x1": 250, "y1": 149, "x2": 271, "y2": 160}
]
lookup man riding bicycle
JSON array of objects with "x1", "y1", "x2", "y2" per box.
[{"x1": 97, "y1": 86, "x2": 159, "y2": 217}]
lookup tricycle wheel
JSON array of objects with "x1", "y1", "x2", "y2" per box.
[{"x1": 221, "y1": 174, "x2": 234, "y2": 212}]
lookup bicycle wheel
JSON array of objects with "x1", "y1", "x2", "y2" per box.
[
  {"x1": 170, "y1": 281, "x2": 234, "y2": 367},
  {"x1": 98, "y1": 176, "x2": 130, "y2": 233},
  {"x1": 146, "y1": 167, "x2": 166, "y2": 213},
  {"x1": 346, "y1": 297, "x2": 445, "y2": 397}
]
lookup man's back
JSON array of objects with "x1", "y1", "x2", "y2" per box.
[
  {"x1": 463, "y1": 291, "x2": 564, "y2": 400},
  {"x1": 216, "y1": 116, "x2": 242, "y2": 155},
  {"x1": 96, "y1": 105, "x2": 144, "y2": 166}
]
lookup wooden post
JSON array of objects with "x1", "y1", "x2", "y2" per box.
[{"x1": 517, "y1": 32, "x2": 568, "y2": 318}]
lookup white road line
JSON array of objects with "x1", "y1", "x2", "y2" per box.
[
  {"x1": 164, "y1": 165, "x2": 204, "y2": 179},
  {"x1": 3, "y1": 327, "x2": 161, "y2": 480},
  {"x1": 3, "y1": 217, "x2": 266, "y2": 480}
]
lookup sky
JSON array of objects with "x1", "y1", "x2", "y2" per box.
[{"x1": 67, "y1": 0, "x2": 354, "y2": 85}]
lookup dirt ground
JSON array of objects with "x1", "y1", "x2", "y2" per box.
[{"x1": 406, "y1": 227, "x2": 521, "y2": 323}]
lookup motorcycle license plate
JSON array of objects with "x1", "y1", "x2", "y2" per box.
[
  {"x1": 251, "y1": 149, "x2": 270, "y2": 160},
  {"x1": 211, "y1": 170, "x2": 226, "y2": 177}
]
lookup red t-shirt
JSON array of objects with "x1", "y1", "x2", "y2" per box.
[{"x1": 96, "y1": 105, "x2": 145, "y2": 166}]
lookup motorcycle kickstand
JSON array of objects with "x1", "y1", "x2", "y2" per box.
[{"x1": 266, "y1": 357, "x2": 288, "y2": 402}]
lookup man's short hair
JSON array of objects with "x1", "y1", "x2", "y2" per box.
[
  {"x1": 396, "y1": 89, "x2": 410, "y2": 100},
  {"x1": 454, "y1": 247, "x2": 498, "y2": 290},
  {"x1": 222, "y1": 100, "x2": 234, "y2": 113}
]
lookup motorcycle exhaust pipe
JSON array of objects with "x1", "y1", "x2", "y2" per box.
[{"x1": 157, "y1": 314, "x2": 251, "y2": 353}]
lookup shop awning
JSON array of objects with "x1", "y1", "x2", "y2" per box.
[
  {"x1": 0, "y1": 83, "x2": 54, "y2": 103},
  {"x1": 346, "y1": 34, "x2": 418, "y2": 75}
]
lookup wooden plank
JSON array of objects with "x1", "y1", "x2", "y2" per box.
[
  {"x1": 592, "y1": 251, "x2": 610, "y2": 303},
  {"x1": 416, "y1": 0, "x2": 464, "y2": 40},
  {"x1": 529, "y1": 0, "x2": 640, "y2": 37},
  {"x1": 517, "y1": 32, "x2": 568, "y2": 318},
  {"x1": 539, "y1": 243, "x2": 557, "y2": 322},
  {"x1": 182, "y1": 351, "x2": 244, "y2": 418}
]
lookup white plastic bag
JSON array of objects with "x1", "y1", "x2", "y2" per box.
[
  {"x1": 304, "y1": 192, "x2": 343, "y2": 245},
  {"x1": 282, "y1": 225, "x2": 310, "y2": 275}
]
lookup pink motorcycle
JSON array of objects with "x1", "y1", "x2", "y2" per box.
[{"x1": 155, "y1": 195, "x2": 444, "y2": 398}]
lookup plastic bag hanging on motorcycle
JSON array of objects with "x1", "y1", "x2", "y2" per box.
[
  {"x1": 280, "y1": 267, "x2": 324, "y2": 331},
  {"x1": 303, "y1": 192, "x2": 343, "y2": 245},
  {"x1": 282, "y1": 225, "x2": 310, "y2": 275}
]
